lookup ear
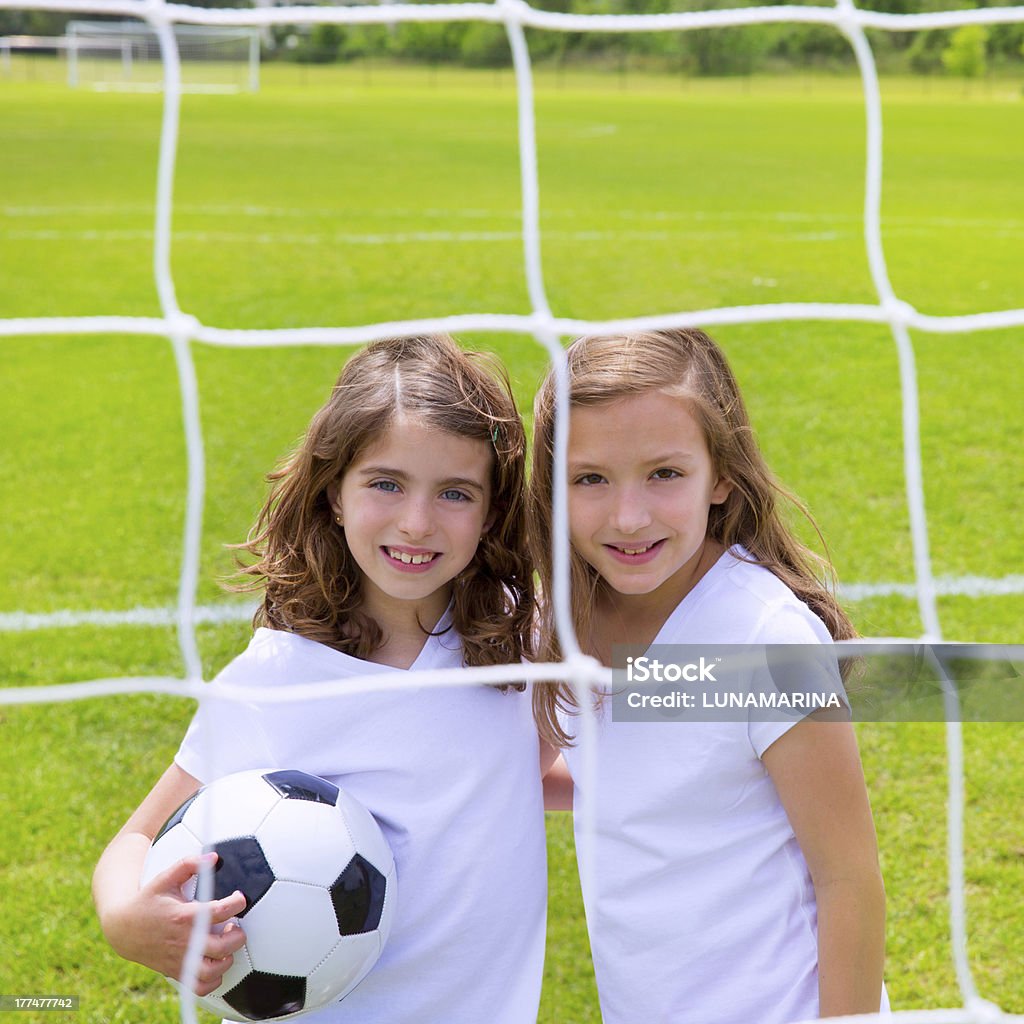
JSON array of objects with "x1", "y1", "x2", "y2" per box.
[
  {"x1": 710, "y1": 476, "x2": 733, "y2": 506},
  {"x1": 326, "y1": 482, "x2": 342, "y2": 517},
  {"x1": 481, "y1": 503, "x2": 499, "y2": 536}
]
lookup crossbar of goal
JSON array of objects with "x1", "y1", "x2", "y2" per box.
[{"x1": 5, "y1": 0, "x2": 1024, "y2": 30}]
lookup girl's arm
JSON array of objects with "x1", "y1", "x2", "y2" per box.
[
  {"x1": 762, "y1": 715, "x2": 886, "y2": 1017},
  {"x1": 540, "y1": 740, "x2": 574, "y2": 811},
  {"x1": 92, "y1": 763, "x2": 248, "y2": 995}
]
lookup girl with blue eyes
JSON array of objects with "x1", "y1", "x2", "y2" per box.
[
  {"x1": 93, "y1": 334, "x2": 546, "y2": 1024},
  {"x1": 529, "y1": 329, "x2": 887, "y2": 1024}
]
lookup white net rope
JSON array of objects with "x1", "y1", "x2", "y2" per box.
[{"x1": 1, "y1": 1, "x2": 1022, "y2": 1022}]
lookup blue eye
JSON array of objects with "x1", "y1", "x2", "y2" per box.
[
  {"x1": 441, "y1": 489, "x2": 471, "y2": 502},
  {"x1": 371, "y1": 480, "x2": 400, "y2": 493}
]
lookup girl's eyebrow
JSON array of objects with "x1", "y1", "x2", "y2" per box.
[
  {"x1": 642, "y1": 451, "x2": 697, "y2": 466},
  {"x1": 439, "y1": 477, "x2": 487, "y2": 492},
  {"x1": 568, "y1": 452, "x2": 696, "y2": 472}
]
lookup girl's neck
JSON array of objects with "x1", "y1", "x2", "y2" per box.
[
  {"x1": 592, "y1": 538, "x2": 726, "y2": 664},
  {"x1": 361, "y1": 585, "x2": 452, "y2": 670}
]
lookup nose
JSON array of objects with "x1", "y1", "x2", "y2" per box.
[
  {"x1": 609, "y1": 486, "x2": 652, "y2": 535},
  {"x1": 397, "y1": 495, "x2": 436, "y2": 540}
]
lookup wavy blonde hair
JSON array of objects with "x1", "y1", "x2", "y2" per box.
[
  {"x1": 233, "y1": 333, "x2": 533, "y2": 683},
  {"x1": 528, "y1": 328, "x2": 857, "y2": 744}
]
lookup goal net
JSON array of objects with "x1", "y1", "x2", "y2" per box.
[
  {"x1": 1, "y1": 0, "x2": 1022, "y2": 1022},
  {"x1": 0, "y1": 35, "x2": 71, "y2": 81},
  {"x1": 66, "y1": 19, "x2": 260, "y2": 93}
]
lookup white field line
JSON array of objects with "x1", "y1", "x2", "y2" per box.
[
  {"x1": 0, "y1": 601, "x2": 260, "y2": 632},
  {"x1": 0, "y1": 228, "x2": 684, "y2": 245},
  {"x1": 843, "y1": 575, "x2": 1024, "y2": 601},
  {"x1": 6, "y1": 227, "x2": 1023, "y2": 247},
  {"x1": 1, "y1": 575, "x2": 1023, "y2": 633},
  {"x1": 3, "y1": 205, "x2": 1023, "y2": 231}
]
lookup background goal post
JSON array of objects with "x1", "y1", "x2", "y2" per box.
[
  {"x1": 1, "y1": 34, "x2": 66, "y2": 75},
  {"x1": 65, "y1": 19, "x2": 260, "y2": 93}
]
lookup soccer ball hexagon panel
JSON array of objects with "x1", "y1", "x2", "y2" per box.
[
  {"x1": 258, "y1": 798, "x2": 358, "y2": 888},
  {"x1": 142, "y1": 768, "x2": 397, "y2": 1022}
]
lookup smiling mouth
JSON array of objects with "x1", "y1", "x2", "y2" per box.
[
  {"x1": 384, "y1": 547, "x2": 439, "y2": 566},
  {"x1": 604, "y1": 539, "x2": 666, "y2": 562},
  {"x1": 609, "y1": 541, "x2": 660, "y2": 555}
]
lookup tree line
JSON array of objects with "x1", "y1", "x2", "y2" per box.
[{"x1": 3, "y1": 1, "x2": 1022, "y2": 77}]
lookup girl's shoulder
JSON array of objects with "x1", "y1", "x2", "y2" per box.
[
  {"x1": 229, "y1": 615, "x2": 466, "y2": 680},
  {"x1": 248, "y1": 625, "x2": 340, "y2": 664},
  {"x1": 663, "y1": 546, "x2": 832, "y2": 646},
  {"x1": 211, "y1": 627, "x2": 367, "y2": 690}
]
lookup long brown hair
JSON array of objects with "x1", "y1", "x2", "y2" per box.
[
  {"x1": 528, "y1": 328, "x2": 857, "y2": 744},
  {"x1": 233, "y1": 333, "x2": 533, "y2": 681}
]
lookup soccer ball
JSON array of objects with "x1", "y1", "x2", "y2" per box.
[{"x1": 142, "y1": 768, "x2": 396, "y2": 1021}]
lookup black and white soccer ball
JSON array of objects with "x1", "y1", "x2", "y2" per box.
[{"x1": 142, "y1": 768, "x2": 396, "y2": 1022}]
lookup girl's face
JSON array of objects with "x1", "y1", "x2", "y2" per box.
[
  {"x1": 567, "y1": 390, "x2": 732, "y2": 609},
  {"x1": 332, "y1": 415, "x2": 495, "y2": 625}
]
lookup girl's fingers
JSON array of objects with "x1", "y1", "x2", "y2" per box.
[
  {"x1": 192, "y1": 954, "x2": 235, "y2": 995},
  {"x1": 206, "y1": 924, "x2": 247, "y2": 960},
  {"x1": 210, "y1": 889, "x2": 247, "y2": 924},
  {"x1": 151, "y1": 851, "x2": 219, "y2": 895}
]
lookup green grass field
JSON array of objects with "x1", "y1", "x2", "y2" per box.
[{"x1": 1, "y1": 62, "x2": 1022, "y2": 1022}]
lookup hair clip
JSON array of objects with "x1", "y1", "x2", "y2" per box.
[{"x1": 492, "y1": 425, "x2": 500, "y2": 445}]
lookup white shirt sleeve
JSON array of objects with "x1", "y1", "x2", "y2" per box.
[{"x1": 747, "y1": 599, "x2": 847, "y2": 758}]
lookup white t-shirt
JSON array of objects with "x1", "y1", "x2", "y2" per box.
[
  {"x1": 176, "y1": 613, "x2": 546, "y2": 1024},
  {"x1": 561, "y1": 546, "x2": 883, "y2": 1024}
]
